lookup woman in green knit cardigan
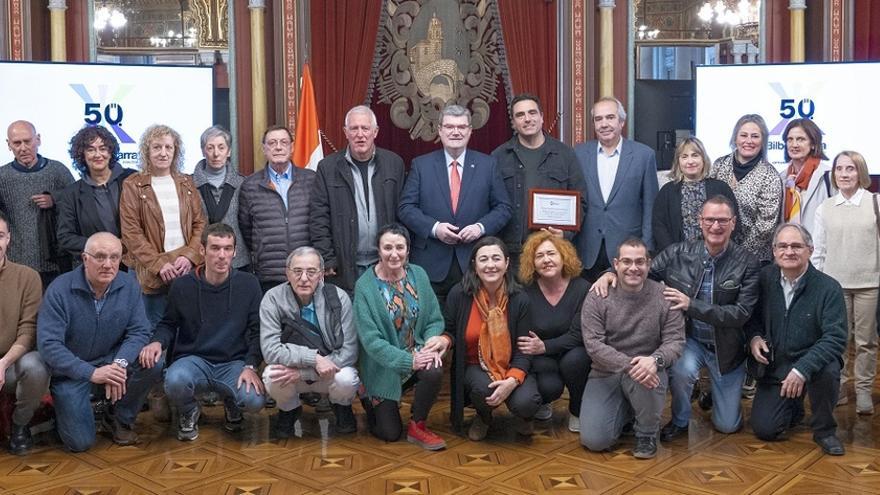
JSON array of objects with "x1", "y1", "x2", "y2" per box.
[{"x1": 354, "y1": 223, "x2": 450, "y2": 450}]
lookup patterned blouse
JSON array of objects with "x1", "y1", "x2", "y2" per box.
[
  {"x1": 680, "y1": 180, "x2": 707, "y2": 243},
  {"x1": 374, "y1": 267, "x2": 421, "y2": 352}
]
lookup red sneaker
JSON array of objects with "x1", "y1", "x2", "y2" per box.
[{"x1": 406, "y1": 420, "x2": 446, "y2": 450}]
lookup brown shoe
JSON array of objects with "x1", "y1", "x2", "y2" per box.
[{"x1": 103, "y1": 414, "x2": 139, "y2": 446}]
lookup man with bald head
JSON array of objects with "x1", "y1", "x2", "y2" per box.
[
  {"x1": 38, "y1": 232, "x2": 160, "y2": 452},
  {"x1": 0, "y1": 120, "x2": 74, "y2": 286}
]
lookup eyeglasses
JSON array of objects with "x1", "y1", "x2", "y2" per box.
[
  {"x1": 617, "y1": 257, "x2": 648, "y2": 267},
  {"x1": 774, "y1": 243, "x2": 807, "y2": 252},
  {"x1": 700, "y1": 217, "x2": 732, "y2": 227},
  {"x1": 441, "y1": 124, "x2": 470, "y2": 132},
  {"x1": 265, "y1": 139, "x2": 291, "y2": 148},
  {"x1": 288, "y1": 268, "x2": 321, "y2": 279},
  {"x1": 84, "y1": 252, "x2": 122, "y2": 264}
]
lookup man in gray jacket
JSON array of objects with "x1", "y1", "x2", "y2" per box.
[{"x1": 260, "y1": 246, "x2": 359, "y2": 438}]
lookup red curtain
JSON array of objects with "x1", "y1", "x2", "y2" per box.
[
  {"x1": 309, "y1": 0, "x2": 383, "y2": 153},
  {"x1": 854, "y1": 0, "x2": 880, "y2": 60},
  {"x1": 497, "y1": 0, "x2": 558, "y2": 136}
]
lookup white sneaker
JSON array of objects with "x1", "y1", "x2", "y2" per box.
[
  {"x1": 568, "y1": 414, "x2": 580, "y2": 433},
  {"x1": 534, "y1": 403, "x2": 553, "y2": 421}
]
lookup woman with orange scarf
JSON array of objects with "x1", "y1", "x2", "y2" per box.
[
  {"x1": 444, "y1": 237, "x2": 541, "y2": 441},
  {"x1": 779, "y1": 118, "x2": 832, "y2": 234}
]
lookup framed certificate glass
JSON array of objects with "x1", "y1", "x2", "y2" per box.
[{"x1": 528, "y1": 189, "x2": 581, "y2": 231}]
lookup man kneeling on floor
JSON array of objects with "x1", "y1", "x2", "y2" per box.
[
  {"x1": 260, "y1": 246, "x2": 359, "y2": 437},
  {"x1": 580, "y1": 237, "x2": 685, "y2": 458},
  {"x1": 139, "y1": 223, "x2": 265, "y2": 441},
  {"x1": 38, "y1": 232, "x2": 159, "y2": 451}
]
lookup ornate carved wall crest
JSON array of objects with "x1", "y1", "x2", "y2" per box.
[{"x1": 371, "y1": 0, "x2": 503, "y2": 142}]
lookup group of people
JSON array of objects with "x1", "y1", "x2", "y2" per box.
[{"x1": 0, "y1": 93, "x2": 871, "y2": 460}]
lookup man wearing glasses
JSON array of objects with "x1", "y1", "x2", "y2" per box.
[
  {"x1": 37, "y1": 232, "x2": 159, "y2": 451},
  {"x1": 138, "y1": 223, "x2": 265, "y2": 441},
  {"x1": 398, "y1": 104, "x2": 511, "y2": 303},
  {"x1": 749, "y1": 223, "x2": 847, "y2": 456},
  {"x1": 239, "y1": 125, "x2": 316, "y2": 293},
  {"x1": 259, "y1": 246, "x2": 359, "y2": 438},
  {"x1": 592, "y1": 195, "x2": 760, "y2": 443},
  {"x1": 581, "y1": 237, "x2": 684, "y2": 459}
]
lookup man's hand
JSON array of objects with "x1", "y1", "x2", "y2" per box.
[
  {"x1": 663, "y1": 287, "x2": 691, "y2": 311},
  {"x1": 324, "y1": 267, "x2": 337, "y2": 277},
  {"x1": 173, "y1": 256, "x2": 193, "y2": 276},
  {"x1": 486, "y1": 377, "x2": 518, "y2": 407},
  {"x1": 237, "y1": 366, "x2": 265, "y2": 395},
  {"x1": 92, "y1": 363, "x2": 127, "y2": 400},
  {"x1": 265, "y1": 364, "x2": 301, "y2": 386},
  {"x1": 435, "y1": 223, "x2": 461, "y2": 245},
  {"x1": 422, "y1": 335, "x2": 450, "y2": 355},
  {"x1": 628, "y1": 356, "x2": 660, "y2": 389},
  {"x1": 590, "y1": 272, "x2": 617, "y2": 298},
  {"x1": 780, "y1": 370, "x2": 805, "y2": 398},
  {"x1": 517, "y1": 331, "x2": 546, "y2": 355},
  {"x1": 542, "y1": 227, "x2": 564, "y2": 238},
  {"x1": 750, "y1": 336, "x2": 770, "y2": 364},
  {"x1": 412, "y1": 350, "x2": 441, "y2": 370},
  {"x1": 139, "y1": 342, "x2": 163, "y2": 369},
  {"x1": 159, "y1": 263, "x2": 177, "y2": 283},
  {"x1": 314, "y1": 354, "x2": 339, "y2": 378},
  {"x1": 31, "y1": 193, "x2": 54, "y2": 209},
  {"x1": 458, "y1": 224, "x2": 483, "y2": 243}
]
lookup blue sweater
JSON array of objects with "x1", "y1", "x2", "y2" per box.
[
  {"x1": 152, "y1": 268, "x2": 263, "y2": 367},
  {"x1": 37, "y1": 266, "x2": 151, "y2": 381}
]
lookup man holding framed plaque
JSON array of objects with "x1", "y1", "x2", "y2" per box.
[
  {"x1": 492, "y1": 94, "x2": 586, "y2": 268},
  {"x1": 575, "y1": 97, "x2": 658, "y2": 282}
]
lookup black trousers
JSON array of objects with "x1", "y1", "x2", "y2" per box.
[
  {"x1": 581, "y1": 239, "x2": 611, "y2": 283},
  {"x1": 750, "y1": 360, "x2": 841, "y2": 441},
  {"x1": 431, "y1": 255, "x2": 464, "y2": 307},
  {"x1": 364, "y1": 367, "x2": 443, "y2": 442},
  {"x1": 464, "y1": 365, "x2": 541, "y2": 421},
  {"x1": 531, "y1": 347, "x2": 591, "y2": 416}
]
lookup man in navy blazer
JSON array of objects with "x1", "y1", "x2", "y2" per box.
[
  {"x1": 575, "y1": 97, "x2": 658, "y2": 281},
  {"x1": 398, "y1": 104, "x2": 512, "y2": 301}
]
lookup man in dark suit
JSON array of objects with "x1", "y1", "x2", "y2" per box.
[
  {"x1": 575, "y1": 97, "x2": 658, "y2": 281},
  {"x1": 398, "y1": 104, "x2": 512, "y2": 302}
]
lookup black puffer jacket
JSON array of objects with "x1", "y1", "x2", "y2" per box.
[
  {"x1": 650, "y1": 240, "x2": 761, "y2": 374},
  {"x1": 238, "y1": 166, "x2": 316, "y2": 283}
]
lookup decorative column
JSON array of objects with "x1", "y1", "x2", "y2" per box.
[
  {"x1": 598, "y1": 0, "x2": 615, "y2": 97},
  {"x1": 48, "y1": 0, "x2": 67, "y2": 61},
  {"x1": 249, "y1": 0, "x2": 268, "y2": 171},
  {"x1": 789, "y1": 0, "x2": 806, "y2": 62}
]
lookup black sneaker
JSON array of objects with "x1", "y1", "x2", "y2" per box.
[
  {"x1": 333, "y1": 404, "x2": 357, "y2": 434},
  {"x1": 224, "y1": 403, "x2": 244, "y2": 433},
  {"x1": 660, "y1": 421, "x2": 688, "y2": 442},
  {"x1": 273, "y1": 406, "x2": 301, "y2": 439},
  {"x1": 8, "y1": 424, "x2": 33, "y2": 455},
  {"x1": 632, "y1": 436, "x2": 657, "y2": 459},
  {"x1": 177, "y1": 407, "x2": 201, "y2": 441}
]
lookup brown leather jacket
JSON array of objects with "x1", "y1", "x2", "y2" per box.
[{"x1": 120, "y1": 172, "x2": 206, "y2": 294}]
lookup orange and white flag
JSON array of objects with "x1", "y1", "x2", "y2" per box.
[{"x1": 292, "y1": 63, "x2": 323, "y2": 170}]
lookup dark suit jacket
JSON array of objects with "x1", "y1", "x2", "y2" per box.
[
  {"x1": 574, "y1": 139, "x2": 658, "y2": 268},
  {"x1": 398, "y1": 149, "x2": 512, "y2": 282}
]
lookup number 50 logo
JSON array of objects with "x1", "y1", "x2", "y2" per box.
[
  {"x1": 69, "y1": 83, "x2": 136, "y2": 144},
  {"x1": 779, "y1": 98, "x2": 815, "y2": 119},
  {"x1": 84, "y1": 102, "x2": 124, "y2": 126}
]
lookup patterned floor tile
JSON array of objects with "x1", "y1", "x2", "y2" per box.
[
  {"x1": 410, "y1": 441, "x2": 543, "y2": 484},
  {"x1": 800, "y1": 444, "x2": 880, "y2": 492},
  {"x1": 0, "y1": 450, "x2": 102, "y2": 491},
  {"x1": 649, "y1": 452, "x2": 782, "y2": 494},
  {"x1": 557, "y1": 438, "x2": 686, "y2": 477},
  {"x1": 769, "y1": 472, "x2": 880, "y2": 494},
  {"x1": 116, "y1": 445, "x2": 251, "y2": 490},
  {"x1": 341, "y1": 464, "x2": 478, "y2": 495},
  {"x1": 263, "y1": 444, "x2": 397, "y2": 490},
  {"x1": 16, "y1": 470, "x2": 162, "y2": 495},
  {"x1": 701, "y1": 435, "x2": 820, "y2": 472},
  {"x1": 497, "y1": 457, "x2": 634, "y2": 494},
  {"x1": 171, "y1": 467, "x2": 317, "y2": 494}
]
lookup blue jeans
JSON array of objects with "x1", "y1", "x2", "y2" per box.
[
  {"x1": 50, "y1": 359, "x2": 163, "y2": 452},
  {"x1": 164, "y1": 355, "x2": 265, "y2": 416},
  {"x1": 668, "y1": 337, "x2": 746, "y2": 433}
]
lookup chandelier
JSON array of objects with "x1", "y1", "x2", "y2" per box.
[
  {"x1": 698, "y1": 0, "x2": 761, "y2": 46},
  {"x1": 637, "y1": 24, "x2": 661, "y2": 40},
  {"x1": 93, "y1": 5, "x2": 127, "y2": 31}
]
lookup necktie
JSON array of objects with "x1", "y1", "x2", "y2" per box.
[
  {"x1": 450, "y1": 160, "x2": 461, "y2": 214},
  {"x1": 301, "y1": 304, "x2": 318, "y2": 328}
]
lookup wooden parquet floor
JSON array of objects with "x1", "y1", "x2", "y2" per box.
[{"x1": 2, "y1": 380, "x2": 879, "y2": 495}]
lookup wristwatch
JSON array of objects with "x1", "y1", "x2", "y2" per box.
[
  {"x1": 652, "y1": 354, "x2": 666, "y2": 369},
  {"x1": 113, "y1": 358, "x2": 129, "y2": 368},
  {"x1": 243, "y1": 364, "x2": 256, "y2": 370}
]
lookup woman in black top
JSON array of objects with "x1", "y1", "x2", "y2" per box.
[
  {"x1": 57, "y1": 126, "x2": 135, "y2": 267},
  {"x1": 652, "y1": 137, "x2": 738, "y2": 253},
  {"x1": 517, "y1": 231, "x2": 589, "y2": 432}
]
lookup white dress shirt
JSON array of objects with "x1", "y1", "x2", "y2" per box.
[{"x1": 596, "y1": 139, "x2": 623, "y2": 203}]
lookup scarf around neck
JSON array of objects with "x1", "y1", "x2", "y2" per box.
[
  {"x1": 784, "y1": 156, "x2": 820, "y2": 222},
  {"x1": 474, "y1": 283, "x2": 511, "y2": 381}
]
